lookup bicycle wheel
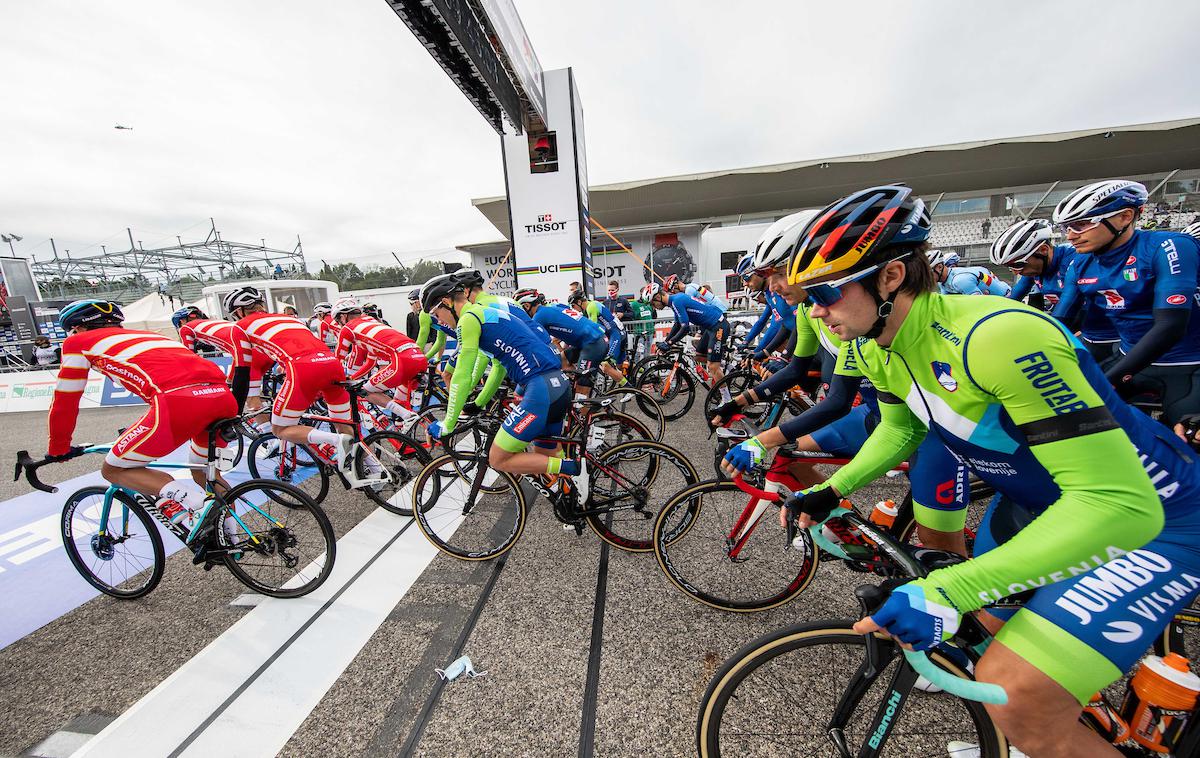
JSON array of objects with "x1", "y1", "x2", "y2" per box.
[
  {"x1": 634, "y1": 358, "x2": 696, "y2": 420},
  {"x1": 354, "y1": 430, "x2": 435, "y2": 516},
  {"x1": 219, "y1": 480, "x2": 336, "y2": 598},
  {"x1": 698, "y1": 622, "x2": 1006, "y2": 757},
  {"x1": 61, "y1": 487, "x2": 164, "y2": 599},
  {"x1": 703, "y1": 371, "x2": 757, "y2": 420},
  {"x1": 584, "y1": 410, "x2": 653, "y2": 455},
  {"x1": 654, "y1": 479, "x2": 820, "y2": 612},
  {"x1": 411, "y1": 453, "x2": 527, "y2": 560},
  {"x1": 247, "y1": 433, "x2": 331, "y2": 505},
  {"x1": 603, "y1": 385, "x2": 665, "y2": 441},
  {"x1": 585, "y1": 439, "x2": 699, "y2": 552}
]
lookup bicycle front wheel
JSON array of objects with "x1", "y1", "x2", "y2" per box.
[
  {"x1": 654, "y1": 479, "x2": 819, "y2": 612},
  {"x1": 585, "y1": 439, "x2": 699, "y2": 552},
  {"x1": 246, "y1": 433, "x2": 331, "y2": 505},
  {"x1": 219, "y1": 480, "x2": 336, "y2": 598},
  {"x1": 61, "y1": 487, "x2": 164, "y2": 599},
  {"x1": 602, "y1": 385, "x2": 665, "y2": 441},
  {"x1": 634, "y1": 358, "x2": 696, "y2": 420},
  {"x1": 411, "y1": 454, "x2": 527, "y2": 561},
  {"x1": 698, "y1": 622, "x2": 1006, "y2": 757},
  {"x1": 354, "y1": 430, "x2": 435, "y2": 516}
]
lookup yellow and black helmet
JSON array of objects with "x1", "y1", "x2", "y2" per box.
[{"x1": 786, "y1": 185, "x2": 930, "y2": 287}]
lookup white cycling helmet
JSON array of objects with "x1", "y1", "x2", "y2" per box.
[
  {"x1": 990, "y1": 219, "x2": 1054, "y2": 267},
  {"x1": 641, "y1": 283, "x2": 663, "y2": 302},
  {"x1": 1052, "y1": 180, "x2": 1148, "y2": 225},
  {"x1": 223, "y1": 286, "x2": 264, "y2": 315},
  {"x1": 1183, "y1": 221, "x2": 1200, "y2": 241},
  {"x1": 750, "y1": 210, "x2": 818, "y2": 272},
  {"x1": 332, "y1": 296, "x2": 361, "y2": 317},
  {"x1": 926, "y1": 249, "x2": 960, "y2": 268}
]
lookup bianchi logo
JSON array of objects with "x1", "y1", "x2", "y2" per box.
[{"x1": 1102, "y1": 620, "x2": 1143, "y2": 644}]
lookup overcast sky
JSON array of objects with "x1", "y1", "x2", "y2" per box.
[{"x1": 2, "y1": 0, "x2": 1197, "y2": 268}]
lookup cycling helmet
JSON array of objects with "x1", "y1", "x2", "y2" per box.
[
  {"x1": 363, "y1": 303, "x2": 383, "y2": 320},
  {"x1": 332, "y1": 296, "x2": 361, "y2": 317},
  {"x1": 407, "y1": 288, "x2": 421, "y2": 302},
  {"x1": 313, "y1": 301, "x2": 332, "y2": 314},
  {"x1": 223, "y1": 286, "x2": 265, "y2": 315},
  {"x1": 990, "y1": 219, "x2": 1054, "y2": 267},
  {"x1": 662, "y1": 274, "x2": 681, "y2": 292},
  {"x1": 1052, "y1": 180, "x2": 1147, "y2": 225},
  {"x1": 926, "y1": 249, "x2": 960, "y2": 268},
  {"x1": 642, "y1": 283, "x2": 663, "y2": 302},
  {"x1": 59, "y1": 299, "x2": 124, "y2": 331},
  {"x1": 513, "y1": 288, "x2": 545, "y2": 306},
  {"x1": 1183, "y1": 221, "x2": 1200, "y2": 241},
  {"x1": 751, "y1": 210, "x2": 818, "y2": 273},
  {"x1": 567, "y1": 290, "x2": 587, "y2": 307},
  {"x1": 170, "y1": 306, "x2": 206, "y2": 329},
  {"x1": 452, "y1": 268, "x2": 486, "y2": 289},
  {"x1": 421, "y1": 273, "x2": 466, "y2": 312},
  {"x1": 785, "y1": 184, "x2": 931, "y2": 287},
  {"x1": 734, "y1": 252, "x2": 756, "y2": 282}
]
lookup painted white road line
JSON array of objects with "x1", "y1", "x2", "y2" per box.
[{"x1": 73, "y1": 478, "x2": 469, "y2": 758}]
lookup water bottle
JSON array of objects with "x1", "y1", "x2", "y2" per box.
[
  {"x1": 869, "y1": 499, "x2": 898, "y2": 528},
  {"x1": 1119, "y1": 653, "x2": 1200, "y2": 752}
]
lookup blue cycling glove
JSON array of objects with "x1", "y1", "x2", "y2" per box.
[
  {"x1": 869, "y1": 579, "x2": 961, "y2": 651},
  {"x1": 427, "y1": 421, "x2": 444, "y2": 440},
  {"x1": 724, "y1": 437, "x2": 767, "y2": 473}
]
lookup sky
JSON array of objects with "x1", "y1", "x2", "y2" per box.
[{"x1": 2, "y1": 0, "x2": 1198, "y2": 269}]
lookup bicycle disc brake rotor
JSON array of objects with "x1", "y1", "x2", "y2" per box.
[{"x1": 90, "y1": 533, "x2": 116, "y2": 561}]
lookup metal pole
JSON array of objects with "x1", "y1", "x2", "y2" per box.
[
  {"x1": 928, "y1": 192, "x2": 946, "y2": 215},
  {"x1": 1025, "y1": 181, "x2": 1061, "y2": 219},
  {"x1": 1147, "y1": 169, "x2": 1180, "y2": 202}
]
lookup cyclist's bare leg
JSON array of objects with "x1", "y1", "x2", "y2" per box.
[
  {"x1": 975, "y1": 642, "x2": 1120, "y2": 757},
  {"x1": 916, "y1": 524, "x2": 968, "y2": 555},
  {"x1": 708, "y1": 360, "x2": 725, "y2": 385},
  {"x1": 489, "y1": 445, "x2": 557, "y2": 475},
  {"x1": 100, "y1": 461, "x2": 172, "y2": 499},
  {"x1": 600, "y1": 361, "x2": 625, "y2": 386}
]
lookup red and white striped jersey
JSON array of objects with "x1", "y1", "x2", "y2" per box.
[
  {"x1": 316, "y1": 314, "x2": 339, "y2": 347},
  {"x1": 48, "y1": 327, "x2": 227, "y2": 455},
  {"x1": 334, "y1": 316, "x2": 425, "y2": 379},
  {"x1": 232, "y1": 311, "x2": 328, "y2": 367},
  {"x1": 180, "y1": 319, "x2": 273, "y2": 374}
]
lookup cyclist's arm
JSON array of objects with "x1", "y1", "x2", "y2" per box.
[
  {"x1": 1050, "y1": 271, "x2": 1082, "y2": 326},
  {"x1": 46, "y1": 345, "x2": 90, "y2": 456},
  {"x1": 930, "y1": 312, "x2": 1162, "y2": 613},
  {"x1": 424, "y1": 330, "x2": 446, "y2": 362},
  {"x1": 825, "y1": 397, "x2": 927, "y2": 494},
  {"x1": 743, "y1": 306, "x2": 771, "y2": 343},
  {"x1": 347, "y1": 345, "x2": 373, "y2": 381},
  {"x1": 760, "y1": 324, "x2": 791, "y2": 356},
  {"x1": 948, "y1": 271, "x2": 985, "y2": 296},
  {"x1": 475, "y1": 361, "x2": 507, "y2": 406},
  {"x1": 665, "y1": 298, "x2": 689, "y2": 343},
  {"x1": 442, "y1": 314, "x2": 482, "y2": 433},
  {"x1": 469, "y1": 352, "x2": 491, "y2": 387},
  {"x1": 416, "y1": 311, "x2": 431, "y2": 350},
  {"x1": 1008, "y1": 276, "x2": 1034, "y2": 302},
  {"x1": 746, "y1": 349, "x2": 815, "y2": 401},
  {"x1": 777, "y1": 372, "x2": 861, "y2": 441},
  {"x1": 179, "y1": 325, "x2": 196, "y2": 352},
  {"x1": 586, "y1": 300, "x2": 601, "y2": 324},
  {"x1": 333, "y1": 326, "x2": 354, "y2": 364}
]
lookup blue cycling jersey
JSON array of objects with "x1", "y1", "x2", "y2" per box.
[
  {"x1": 942, "y1": 266, "x2": 1012, "y2": 296},
  {"x1": 477, "y1": 292, "x2": 553, "y2": 345},
  {"x1": 465, "y1": 305, "x2": 560, "y2": 384},
  {"x1": 667, "y1": 292, "x2": 724, "y2": 331},
  {"x1": 1052, "y1": 230, "x2": 1200, "y2": 364},
  {"x1": 1009, "y1": 244, "x2": 1076, "y2": 308},
  {"x1": 532, "y1": 303, "x2": 605, "y2": 348},
  {"x1": 765, "y1": 289, "x2": 797, "y2": 330},
  {"x1": 685, "y1": 282, "x2": 728, "y2": 313},
  {"x1": 1054, "y1": 255, "x2": 1121, "y2": 343}
]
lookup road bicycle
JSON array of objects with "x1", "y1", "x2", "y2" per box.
[
  {"x1": 13, "y1": 417, "x2": 335, "y2": 600},
  {"x1": 409, "y1": 396, "x2": 699, "y2": 559}
]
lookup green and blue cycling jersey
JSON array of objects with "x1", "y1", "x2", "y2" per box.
[
  {"x1": 477, "y1": 292, "x2": 553, "y2": 345},
  {"x1": 941, "y1": 265, "x2": 1012, "y2": 296},
  {"x1": 583, "y1": 298, "x2": 624, "y2": 361},
  {"x1": 415, "y1": 310, "x2": 454, "y2": 362},
  {"x1": 827, "y1": 290, "x2": 1200, "y2": 702}
]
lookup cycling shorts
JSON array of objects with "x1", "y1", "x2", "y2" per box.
[
  {"x1": 696, "y1": 318, "x2": 729, "y2": 362},
  {"x1": 809, "y1": 404, "x2": 872, "y2": 458},
  {"x1": 574, "y1": 337, "x2": 609, "y2": 388},
  {"x1": 908, "y1": 434, "x2": 971, "y2": 533},
  {"x1": 495, "y1": 371, "x2": 571, "y2": 453},
  {"x1": 273, "y1": 352, "x2": 350, "y2": 427},
  {"x1": 363, "y1": 346, "x2": 429, "y2": 393},
  {"x1": 107, "y1": 384, "x2": 238, "y2": 468},
  {"x1": 606, "y1": 331, "x2": 625, "y2": 363}
]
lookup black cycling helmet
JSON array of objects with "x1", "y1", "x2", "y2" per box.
[
  {"x1": 407, "y1": 287, "x2": 421, "y2": 302},
  {"x1": 420, "y1": 273, "x2": 465, "y2": 313},
  {"x1": 59, "y1": 299, "x2": 124, "y2": 331},
  {"x1": 452, "y1": 268, "x2": 486, "y2": 289},
  {"x1": 567, "y1": 290, "x2": 587, "y2": 307}
]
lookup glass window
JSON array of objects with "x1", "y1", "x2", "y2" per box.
[
  {"x1": 931, "y1": 197, "x2": 989, "y2": 216},
  {"x1": 719, "y1": 251, "x2": 743, "y2": 270}
]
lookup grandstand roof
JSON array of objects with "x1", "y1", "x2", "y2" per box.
[{"x1": 472, "y1": 118, "x2": 1200, "y2": 237}]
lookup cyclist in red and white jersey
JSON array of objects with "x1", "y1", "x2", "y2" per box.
[
  {"x1": 309, "y1": 301, "x2": 339, "y2": 348},
  {"x1": 223, "y1": 287, "x2": 358, "y2": 475},
  {"x1": 173, "y1": 307, "x2": 273, "y2": 418},
  {"x1": 331, "y1": 297, "x2": 429, "y2": 419},
  {"x1": 46, "y1": 299, "x2": 245, "y2": 530}
]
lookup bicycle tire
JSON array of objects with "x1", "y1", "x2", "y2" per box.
[
  {"x1": 246, "y1": 433, "x2": 331, "y2": 505},
  {"x1": 411, "y1": 453, "x2": 527, "y2": 561},
  {"x1": 603, "y1": 385, "x2": 666, "y2": 441},
  {"x1": 61, "y1": 486, "x2": 165, "y2": 599},
  {"x1": 702, "y1": 370, "x2": 757, "y2": 420},
  {"x1": 654, "y1": 479, "x2": 820, "y2": 612},
  {"x1": 219, "y1": 479, "x2": 336, "y2": 598},
  {"x1": 584, "y1": 439, "x2": 699, "y2": 552},
  {"x1": 354, "y1": 430, "x2": 436, "y2": 516},
  {"x1": 698, "y1": 622, "x2": 1007, "y2": 757},
  {"x1": 635, "y1": 357, "x2": 696, "y2": 420}
]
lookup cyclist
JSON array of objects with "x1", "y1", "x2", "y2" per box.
[
  {"x1": 173, "y1": 307, "x2": 272, "y2": 422},
  {"x1": 567, "y1": 289, "x2": 628, "y2": 387},
  {"x1": 224, "y1": 287, "x2": 360, "y2": 478},
  {"x1": 994, "y1": 218, "x2": 1072, "y2": 311},
  {"x1": 47, "y1": 299, "x2": 244, "y2": 533},
  {"x1": 361, "y1": 301, "x2": 387, "y2": 325},
  {"x1": 422, "y1": 274, "x2": 576, "y2": 478},
  {"x1": 331, "y1": 296, "x2": 429, "y2": 420},
  {"x1": 663, "y1": 273, "x2": 729, "y2": 313},
  {"x1": 648, "y1": 278, "x2": 731, "y2": 401},
  {"x1": 1184, "y1": 220, "x2": 1200, "y2": 241},
  {"x1": 782, "y1": 184, "x2": 1200, "y2": 757},
  {"x1": 1050, "y1": 180, "x2": 1200, "y2": 424},
  {"x1": 516, "y1": 289, "x2": 608, "y2": 399},
  {"x1": 929, "y1": 249, "x2": 1012, "y2": 296},
  {"x1": 627, "y1": 286, "x2": 658, "y2": 362},
  {"x1": 309, "y1": 301, "x2": 337, "y2": 347}
]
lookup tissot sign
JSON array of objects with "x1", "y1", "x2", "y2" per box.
[{"x1": 502, "y1": 68, "x2": 591, "y2": 298}]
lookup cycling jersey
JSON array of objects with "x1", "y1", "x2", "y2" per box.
[
  {"x1": 627, "y1": 299, "x2": 655, "y2": 333},
  {"x1": 664, "y1": 292, "x2": 726, "y2": 355},
  {"x1": 1054, "y1": 255, "x2": 1122, "y2": 347},
  {"x1": 582, "y1": 299, "x2": 624, "y2": 362},
  {"x1": 315, "y1": 313, "x2": 339, "y2": 348},
  {"x1": 48, "y1": 327, "x2": 233, "y2": 460},
  {"x1": 334, "y1": 316, "x2": 428, "y2": 392},
  {"x1": 744, "y1": 290, "x2": 797, "y2": 348},
  {"x1": 232, "y1": 312, "x2": 330, "y2": 365},
  {"x1": 180, "y1": 318, "x2": 273, "y2": 391},
  {"x1": 476, "y1": 292, "x2": 552, "y2": 345},
  {"x1": 941, "y1": 266, "x2": 1012, "y2": 296},
  {"x1": 1008, "y1": 244, "x2": 1076, "y2": 309},
  {"x1": 531, "y1": 303, "x2": 605, "y2": 348},
  {"x1": 684, "y1": 282, "x2": 729, "y2": 313},
  {"x1": 826, "y1": 291, "x2": 1200, "y2": 702},
  {"x1": 1053, "y1": 229, "x2": 1200, "y2": 365}
]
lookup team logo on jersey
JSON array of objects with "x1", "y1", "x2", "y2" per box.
[
  {"x1": 931, "y1": 361, "x2": 957, "y2": 392},
  {"x1": 1166, "y1": 294, "x2": 1188, "y2": 305},
  {"x1": 1098, "y1": 289, "x2": 1126, "y2": 309},
  {"x1": 1122, "y1": 269, "x2": 1138, "y2": 282},
  {"x1": 1126, "y1": 255, "x2": 1137, "y2": 265},
  {"x1": 1078, "y1": 277, "x2": 1099, "y2": 285},
  {"x1": 1044, "y1": 294, "x2": 1060, "y2": 308}
]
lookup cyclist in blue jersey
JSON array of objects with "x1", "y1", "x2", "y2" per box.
[
  {"x1": 567, "y1": 289, "x2": 629, "y2": 387},
  {"x1": 1050, "y1": 180, "x2": 1200, "y2": 424},
  {"x1": 929, "y1": 249, "x2": 1012, "y2": 296},
  {"x1": 993, "y1": 218, "x2": 1073, "y2": 311},
  {"x1": 649, "y1": 280, "x2": 730, "y2": 398},
  {"x1": 516, "y1": 289, "x2": 609, "y2": 398},
  {"x1": 664, "y1": 274, "x2": 729, "y2": 313},
  {"x1": 421, "y1": 274, "x2": 577, "y2": 478}
]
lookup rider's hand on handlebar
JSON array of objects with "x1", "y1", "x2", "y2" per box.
[
  {"x1": 1175, "y1": 413, "x2": 1200, "y2": 451},
  {"x1": 461, "y1": 401, "x2": 483, "y2": 417},
  {"x1": 779, "y1": 484, "x2": 842, "y2": 529},
  {"x1": 46, "y1": 446, "x2": 87, "y2": 462},
  {"x1": 709, "y1": 398, "x2": 742, "y2": 428},
  {"x1": 427, "y1": 421, "x2": 444, "y2": 440},
  {"x1": 852, "y1": 578, "x2": 961, "y2": 651}
]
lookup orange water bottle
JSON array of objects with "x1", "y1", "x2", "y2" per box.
[
  {"x1": 1119, "y1": 653, "x2": 1200, "y2": 752},
  {"x1": 869, "y1": 499, "x2": 898, "y2": 528}
]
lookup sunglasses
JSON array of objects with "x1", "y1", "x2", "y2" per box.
[
  {"x1": 1058, "y1": 209, "x2": 1126, "y2": 234},
  {"x1": 803, "y1": 259, "x2": 899, "y2": 307}
]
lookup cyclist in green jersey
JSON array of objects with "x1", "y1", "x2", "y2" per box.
[
  {"x1": 627, "y1": 289, "x2": 657, "y2": 361},
  {"x1": 781, "y1": 184, "x2": 1198, "y2": 757}
]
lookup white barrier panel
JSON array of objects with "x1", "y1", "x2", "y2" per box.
[{"x1": 0, "y1": 371, "x2": 109, "y2": 413}]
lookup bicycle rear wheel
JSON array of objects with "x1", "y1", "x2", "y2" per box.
[
  {"x1": 654, "y1": 479, "x2": 820, "y2": 612},
  {"x1": 219, "y1": 480, "x2": 336, "y2": 598},
  {"x1": 698, "y1": 622, "x2": 1006, "y2": 757},
  {"x1": 602, "y1": 385, "x2": 665, "y2": 441},
  {"x1": 354, "y1": 430, "x2": 435, "y2": 516},
  {"x1": 634, "y1": 358, "x2": 696, "y2": 420},
  {"x1": 246, "y1": 433, "x2": 331, "y2": 505},
  {"x1": 411, "y1": 454, "x2": 527, "y2": 561},
  {"x1": 585, "y1": 439, "x2": 699, "y2": 552},
  {"x1": 61, "y1": 487, "x2": 164, "y2": 599}
]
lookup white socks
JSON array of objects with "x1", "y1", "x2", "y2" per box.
[{"x1": 306, "y1": 428, "x2": 344, "y2": 446}]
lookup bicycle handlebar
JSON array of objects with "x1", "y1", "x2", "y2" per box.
[{"x1": 13, "y1": 447, "x2": 90, "y2": 494}]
